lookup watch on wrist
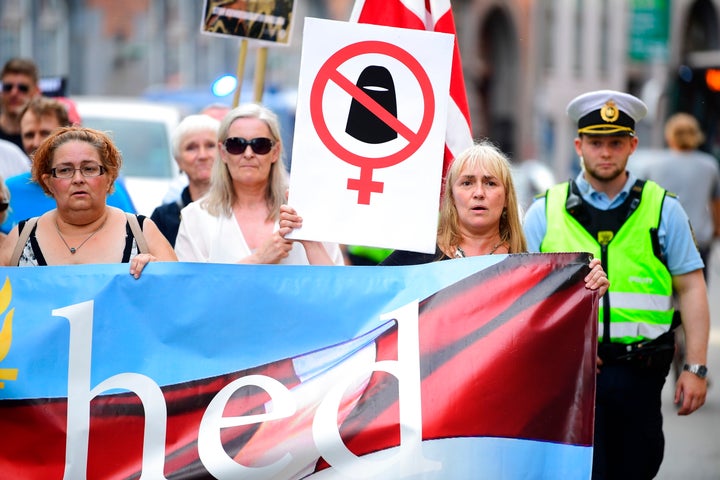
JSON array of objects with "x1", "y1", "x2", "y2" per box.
[{"x1": 683, "y1": 363, "x2": 708, "y2": 379}]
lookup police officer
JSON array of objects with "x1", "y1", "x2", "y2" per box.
[{"x1": 523, "y1": 90, "x2": 710, "y2": 480}]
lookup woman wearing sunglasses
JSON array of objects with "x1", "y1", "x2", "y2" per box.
[
  {"x1": 174, "y1": 103, "x2": 344, "y2": 265},
  {"x1": 0, "y1": 126, "x2": 177, "y2": 278}
]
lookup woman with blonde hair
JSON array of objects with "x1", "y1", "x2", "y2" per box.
[
  {"x1": 175, "y1": 103, "x2": 344, "y2": 265},
  {"x1": 437, "y1": 140, "x2": 527, "y2": 257},
  {"x1": 382, "y1": 140, "x2": 527, "y2": 264},
  {"x1": 381, "y1": 141, "x2": 607, "y2": 293},
  {"x1": 664, "y1": 112, "x2": 705, "y2": 151}
]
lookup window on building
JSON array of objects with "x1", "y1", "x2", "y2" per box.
[
  {"x1": 541, "y1": 0, "x2": 554, "y2": 72},
  {"x1": 0, "y1": 1, "x2": 25, "y2": 60},
  {"x1": 36, "y1": 0, "x2": 68, "y2": 78},
  {"x1": 573, "y1": 0, "x2": 584, "y2": 76},
  {"x1": 599, "y1": 0, "x2": 609, "y2": 75}
]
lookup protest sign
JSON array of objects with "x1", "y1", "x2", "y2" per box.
[
  {"x1": 287, "y1": 18, "x2": 454, "y2": 253},
  {"x1": 350, "y1": 0, "x2": 474, "y2": 182},
  {"x1": 201, "y1": 0, "x2": 296, "y2": 46}
]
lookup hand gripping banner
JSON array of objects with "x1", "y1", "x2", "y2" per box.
[{"x1": 0, "y1": 253, "x2": 597, "y2": 479}]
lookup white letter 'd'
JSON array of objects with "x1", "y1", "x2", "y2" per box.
[{"x1": 313, "y1": 300, "x2": 439, "y2": 477}]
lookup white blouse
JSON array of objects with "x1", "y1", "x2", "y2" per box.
[{"x1": 175, "y1": 200, "x2": 344, "y2": 265}]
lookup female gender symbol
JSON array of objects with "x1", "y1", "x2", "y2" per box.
[{"x1": 310, "y1": 40, "x2": 435, "y2": 205}]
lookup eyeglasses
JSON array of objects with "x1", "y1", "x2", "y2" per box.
[
  {"x1": 0, "y1": 201, "x2": 8, "y2": 212},
  {"x1": 1, "y1": 82, "x2": 31, "y2": 94},
  {"x1": 51, "y1": 164, "x2": 106, "y2": 178},
  {"x1": 223, "y1": 137, "x2": 275, "y2": 155}
]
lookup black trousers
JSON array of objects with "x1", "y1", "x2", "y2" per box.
[{"x1": 592, "y1": 361, "x2": 671, "y2": 480}]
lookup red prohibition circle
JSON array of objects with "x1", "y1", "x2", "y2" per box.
[{"x1": 310, "y1": 40, "x2": 435, "y2": 169}]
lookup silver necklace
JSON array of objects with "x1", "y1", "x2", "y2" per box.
[
  {"x1": 488, "y1": 241, "x2": 504, "y2": 255},
  {"x1": 55, "y1": 218, "x2": 107, "y2": 254},
  {"x1": 455, "y1": 241, "x2": 504, "y2": 258}
]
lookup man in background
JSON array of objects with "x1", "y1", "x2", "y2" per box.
[{"x1": 0, "y1": 58, "x2": 41, "y2": 150}]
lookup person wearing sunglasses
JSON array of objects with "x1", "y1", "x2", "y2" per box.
[
  {"x1": 0, "y1": 126, "x2": 176, "y2": 278},
  {"x1": 0, "y1": 58, "x2": 41, "y2": 150},
  {"x1": 174, "y1": 103, "x2": 344, "y2": 265}
]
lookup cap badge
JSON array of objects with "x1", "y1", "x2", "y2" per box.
[{"x1": 600, "y1": 101, "x2": 620, "y2": 123}]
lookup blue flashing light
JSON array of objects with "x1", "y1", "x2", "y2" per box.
[
  {"x1": 212, "y1": 75, "x2": 237, "y2": 97},
  {"x1": 678, "y1": 65, "x2": 693, "y2": 83}
]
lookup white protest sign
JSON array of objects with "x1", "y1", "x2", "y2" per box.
[{"x1": 286, "y1": 17, "x2": 453, "y2": 254}]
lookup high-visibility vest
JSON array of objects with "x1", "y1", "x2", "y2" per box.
[
  {"x1": 346, "y1": 245, "x2": 393, "y2": 264},
  {"x1": 541, "y1": 180, "x2": 674, "y2": 344}
]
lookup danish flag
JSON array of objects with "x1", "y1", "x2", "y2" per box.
[{"x1": 350, "y1": 0, "x2": 474, "y2": 181}]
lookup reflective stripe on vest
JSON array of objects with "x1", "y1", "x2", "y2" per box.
[
  {"x1": 609, "y1": 291, "x2": 672, "y2": 311},
  {"x1": 599, "y1": 321, "x2": 670, "y2": 341},
  {"x1": 542, "y1": 180, "x2": 674, "y2": 344}
]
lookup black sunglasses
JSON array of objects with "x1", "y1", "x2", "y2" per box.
[
  {"x1": 0, "y1": 201, "x2": 8, "y2": 212},
  {"x1": 2, "y1": 82, "x2": 30, "y2": 94},
  {"x1": 224, "y1": 137, "x2": 275, "y2": 155}
]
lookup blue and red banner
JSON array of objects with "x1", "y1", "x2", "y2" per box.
[{"x1": 0, "y1": 253, "x2": 597, "y2": 479}]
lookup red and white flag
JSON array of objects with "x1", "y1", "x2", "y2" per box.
[{"x1": 350, "y1": 0, "x2": 473, "y2": 179}]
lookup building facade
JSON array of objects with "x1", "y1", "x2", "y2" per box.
[{"x1": 459, "y1": 0, "x2": 720, "y2": 177}]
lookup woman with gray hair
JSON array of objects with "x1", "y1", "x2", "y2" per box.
[
  {"x1": 151, "y1": 113, "x2": 220, "y2": 246},
  {"x1": 174, "y1": 103, "x2": 343, "y2": 265}
]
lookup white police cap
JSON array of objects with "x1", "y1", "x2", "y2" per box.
[{"x1": 567, "y1": 90, "x2": 648, "y2": 136}]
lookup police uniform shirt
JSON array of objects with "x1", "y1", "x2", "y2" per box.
[{"x1": 522, "y1": 171, "x2": 704, "y2": 276}]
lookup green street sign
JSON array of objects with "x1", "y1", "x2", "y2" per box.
[{"x1": 629, "y1": 0, "x2": 670, "y2": 62}]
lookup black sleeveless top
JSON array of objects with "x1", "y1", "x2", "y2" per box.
[{"x1": 16, "y1": 215, "x2": 146, "y2": 266}]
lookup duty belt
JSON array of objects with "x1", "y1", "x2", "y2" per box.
[{"x1": 598, "y1": 331, "x2": 675, "y2": 368}]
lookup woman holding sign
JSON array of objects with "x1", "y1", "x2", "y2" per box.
[
  {"x1": 381, "y1": 141, "x2": 608, "y2": 294},
  {"x1": 174, "y1": 103, "x2": 344, "y2": 265}
]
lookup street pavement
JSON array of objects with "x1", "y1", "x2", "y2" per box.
[{"x1": 656, "y1": 247, "x2": 720, "y2": 479}]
